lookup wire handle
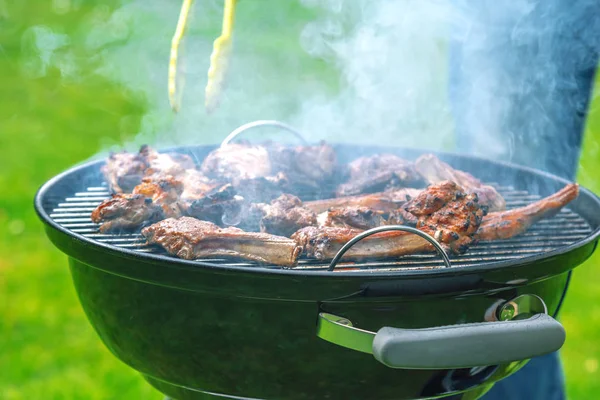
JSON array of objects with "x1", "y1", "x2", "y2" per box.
[
  {"x1": 220, "y1": 120, "x2": 308, "y2": 147},
  {"x1": 327, "y1": 225, "x2": 452, "y2": 271}
]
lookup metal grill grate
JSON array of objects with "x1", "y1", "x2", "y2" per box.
[{"x1": 49, "y1": 183, "x2": 594, "y2": 272}]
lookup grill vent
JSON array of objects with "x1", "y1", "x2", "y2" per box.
[{"x1": 49, "y1": 184, "x2": 593, "y2": 272}]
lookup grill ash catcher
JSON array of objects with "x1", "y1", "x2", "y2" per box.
[{"x1": 35, "y1": 120, "x2": 600, "y2": 400}]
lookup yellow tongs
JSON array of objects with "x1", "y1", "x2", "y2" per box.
[{"x1": 168, "y1": 0, "x2": 237, "y2": 113}]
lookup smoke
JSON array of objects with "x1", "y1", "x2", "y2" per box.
[{"x1": 22, "y1": 0, "x2": 599, "y2": 179}]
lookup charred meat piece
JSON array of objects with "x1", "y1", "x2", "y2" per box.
[
  {"x1": 321, "y1": 206, "x2": 386, "y2": 230},
  {"x1": 336, "y1": 154, "x2": 423, "y2": 196},
  {"x1": 414, "y1": 154, "x2": 506, "y2": 212},
  {"x1": 294, "y1": 181, "x2": 485, "y2": 260},
  {"x1": 268, "y1": 141, "x2": 339, "y2": 192},
  {"x1": 102, "y1": 145, "x2": 195, "y2": 193},
  {"x1": 91, "y1": 194, "x2": 163, "y2": 233},
  {"x1": 91, "y1": 175, "x2": 186, "y2": 233},
  {"x1": 414, "y1": 192, "x2": 484, "y2": 254},
  {"x1": 387, "y1": 208, "x2": 419, "y2": 226},
  {"x1": 233, "y1": 173, "x2": 288, "y2": 204},
  {"x1": 304, "y1": 188, "x2": 422, "y2": 214},
  {"x1": 292, "y1": 226, "x2": 434, "y2": 261},
  {"x1": 200, "y1": 143, "x2": 273, "y2": 182},
  {"x1": 403, "y1": 181, "x2": 466, "y2": 216},
  {"x1": 200, "y1": 141, "x2": 339, "y2": 197},
  {"x1": 475, "y1": 184, "x2": 579, "y2": 241},
  {"x1": 185, "y1": 184, "x2": 244, "y2": 226},
  {"x1": 403, "y1": 181, "x2": 485, "y2": 254},
  {"x1": 245, "y1": 194, "x2": 317, "y2": 237},
  {"x1": 142, "y1": 217, "x2": 302, "y2": 267}
]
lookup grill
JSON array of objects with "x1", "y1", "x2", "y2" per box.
[
  {"x1": 35, "y1": 137, "x2": 600, "y2": 400},
  {"x1": 48, "y1": 182, "x2": 593, "y2": 272}
]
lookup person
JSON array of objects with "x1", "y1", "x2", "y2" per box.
[{"x1": 447, "y1": 1, "x2": 600, "y2": 398}]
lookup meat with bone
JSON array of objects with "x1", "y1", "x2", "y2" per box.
[
  {"x1": 141, "y1": 217, "x2": 302, "y2": 267},
  {"x1": 200, "y1": 141, "x2": 339, "y2": 197},
  {"x1": 321, "y1": 206, "x2": 387, "y2": 230},
  {"x1": 414, "y1": 154, "x2": 506, "y2": 212},
  {"x1": 475, "y1": 183, "x2": 579, "y2": 241},
  {"x1": 336, "y1": 154, "x2": 424, "y2": 196},
  {"x1": 91, "y1": 175, "x2": 184, "y2": 233},
  {"x1": 294, "y1": 181, "x2": 485, "y2": 259},
  {"x1": 92, "y1": 169, "x2": 240, "y2": 232},
  {"x1": 304, "y1": 188, "x2": 422, "y2": 214},
  {"x1": 244, "y1": 194, "x2": 317, "y2": 237},
  {"x1": 321, "y1": 206, "x2": 418, "y2": 230},
  {"x1": 102, "y1": 145, "x2": 195, "y2": 193}
]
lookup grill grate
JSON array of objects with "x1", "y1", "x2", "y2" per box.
[{"x1": 49, "y1": 184, "x2": 594, "y2": 272}]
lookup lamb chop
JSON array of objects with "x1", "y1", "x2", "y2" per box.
[
  {"x1": 200, "y1": 141, "x2": 339, "y2": 198},
  {"x1": 335, "y1": 154, "x2": 424, "y2": 197},
  {"x1": 320, "y1": 206, "x2": 418, "y2": 230},
  {"x1": 141, "y1": 217, "x2": 302, "y2": 267},
  {"x1": 321, "y1": 206, "x2": 387, "y2": 230},
  {"x1": 304, "y1": 188, "x2": 422, "y2": 214},
  {"x1": 414, "y1": 154, "x2": 506, "y2": 212},
  {"x1": 243, "y1": 194, "x2": 317, "y2": 237},
  {"x1": 293, "y1": 181, "x2": 485, "y2": 260},
  {"x1": 92, "y1": 170, "x2": 240, "y2": 232},
  {"x1": 475, "y1": 183, "x2": 579, "y2": 241},
  {"x1": 102, "y1": 145, "x2": 195, "y2": 193},
  {"x1": 91, "y1": 175, "x2": 184, "y2": 233}
]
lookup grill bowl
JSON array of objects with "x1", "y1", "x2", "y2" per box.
[{"x1": 35, "y1": 143, "x2": 600, "y2": 400}]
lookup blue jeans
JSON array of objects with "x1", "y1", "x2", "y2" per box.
[
  {"x1": 448, "y1": 1, "x2": 599, "y2": 399},
  {"x1": 449, "y1": 0, "x2": 599, "y2": 181}
]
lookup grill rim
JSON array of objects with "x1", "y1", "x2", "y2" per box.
[{"x1": 35, "y1": 144, "x2": 600, "y2": 279}]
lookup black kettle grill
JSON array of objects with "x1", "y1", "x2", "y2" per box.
[{"x1": 34, "y1": 121, "x2": 600, "y2": 399}]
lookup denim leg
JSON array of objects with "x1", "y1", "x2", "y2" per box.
[
  {"x1": 447, "y1": 2, "x2": 599, "y2": 399},
  {"x1": 482, "y1": 352, "x2": 566, "y2": 400},
  {"x1": 448, "y1": 0, "x2": 600, "y2": 180}
]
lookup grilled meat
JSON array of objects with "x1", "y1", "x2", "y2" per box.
[
  {"x1": 245, "y1": 194, "x2": 317, "y2": 237},
  {"x1": 387, "y1": 208, "x2": 419, "y2": 226},
  {"x1": 304, "y1": 188, "x2": 422, "y2": 214},
  {"x1": 90, "y1": 193, "x2": 163, "y2": 233},
  {"x1": 142, "y1": 217, "x2": 302, "y2": 267},
  {"x1": 200, "y1": 141, "x2": 339, "y2": 197},
  {"x1": 102, "y1": 145, "x2": 195, "y2": 193},
  {"x1": 336, "y1": 154, "x2": 423, "y2": 196},
  {"x1": 201, "y1": 143, "x2": 273, "y2": 182},
  {"x1": 415, "y1": 154, "x2": 506, "y2": 212},
  {"x1": 321, "y1": 206, "x2": 387, "y2": 230},
  {"x1": 295, "y1": 181, "x2": 485, "y2": 259},
  {"x1": 292, "y1": 226, "x2": 434, "y2": 261},
  {"x1": 91, "y1": 175, "x2": 186, "y2": 232},
  {"x1": 475, "y1": 183, "x2": 579, "y2": 241}
]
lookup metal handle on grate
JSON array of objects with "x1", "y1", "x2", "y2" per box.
[
  {"x1": 327, "y1": 225, "x2": 452, "y2": 272},
  {"x1": 220, "y1": 120, "x2": 308, "y2": 147}
]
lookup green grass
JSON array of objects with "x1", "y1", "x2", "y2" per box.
[{"x1": 1, "y1": 1, "x2": 599, "y2": 399}]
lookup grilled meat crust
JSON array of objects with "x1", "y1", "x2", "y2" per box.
[
  {"x1": 475, "y1": 183, "x2": 579, "y2": 241},
  {"x1": 322, "y1": 206, "x2": 387, "y2": 230},
  {"x1": 415, "y1": 154, "x2": 506, "y2": 212},
  {"x1": 304, "y1": 188, "x2": 422, "y2": 214},
  {"x1": 102, "y1": 145, "x2": 195, "y2": 193},
  {"x1": 142, "y1": 217, "x2": 302, "y2": 267},
  {"x1": 294, "y1": 181, "x2": 486, "y2": 259},
  {"x1": 292, "y1": 226, "x2": 434, "y2": 261},
  {"x1": 90, "y1": 193, "x2": 164, "y2": 233},
  {"x1": 336, "y1": 154, "x2": 423, "y2": 196},
  {"x1": 247, "y1": 194, "x2": 317, "y2": 237}
]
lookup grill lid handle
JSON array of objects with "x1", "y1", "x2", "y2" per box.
[
  {"x1": 317, "y1": 300, "x2": 565, "y2": 369},
  {"x1": 221, "y1": 120, "x2": 308, "y2": 147},
  {"x1": 327, "y1": 225, "x2": 452, "y2": 271}
]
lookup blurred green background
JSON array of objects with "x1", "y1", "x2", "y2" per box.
[{"x1": 1, "y1": 1, "x2": 599, "y2": 399}]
